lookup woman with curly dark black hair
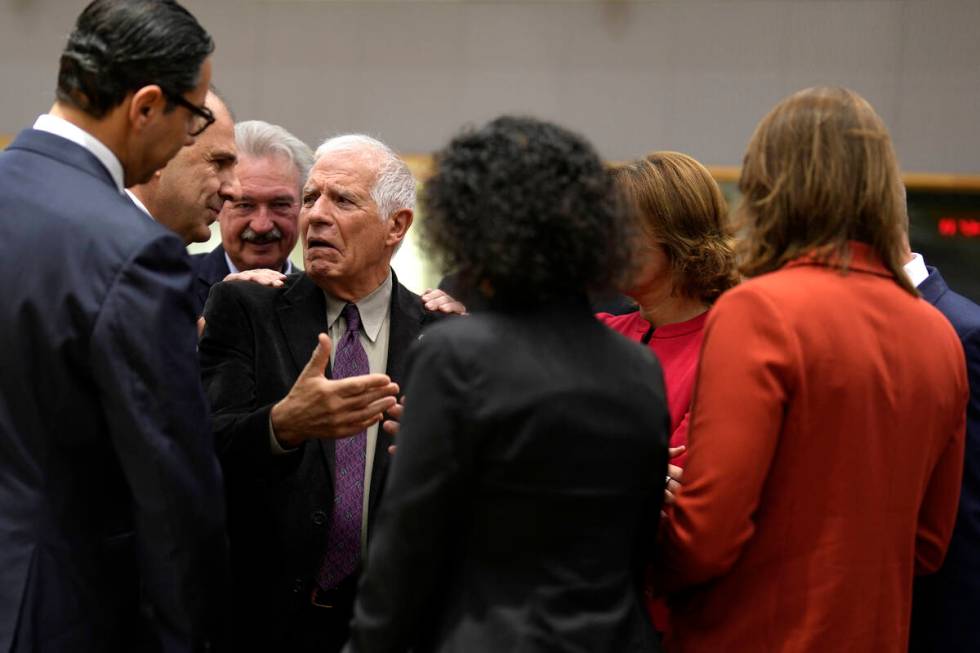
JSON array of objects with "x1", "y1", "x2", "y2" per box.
[{"x1": 345, "y1": 116, "x2": 671, "y2": 653}]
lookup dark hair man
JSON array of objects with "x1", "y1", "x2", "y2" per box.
[
  {"x1": 199, "y1": 134, "x2": 434, "y2": 653},
  {"x1": 0, "y1": 1, "x2": 227, "y2": 650}
]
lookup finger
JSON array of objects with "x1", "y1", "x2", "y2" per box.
[
  {"x1": 664, "y1": 489, "x2": 677, "y2": 505},
  {"x1": 331, "y1": 396, "x2": 398, "y2": 430},
  {"x1": 438, "y1": 302, "x2": 466, "y2": 314},
  {"x1": 667, "y1": 464, "x2": 683, "y2": 482},
  {"x1": 668, "y1": 445, "x2": 686, "y2": 458},
  {"x1": 421, "y1": 289, "x2": 447, "y2": 305},
  {"x1": 299, "y1": 333, "x2": 332, "y2": 379},
  {"x1": 387, "y1": 444, "x2": 397, "y2": 455},
  {"x1": 196, "y1": 316, "x2": 206, "y2": 338},
  {"x1": 386, "y1": 401, "x2": 404, "y2": 421},
  {"x1": 382, "y1": 419, "x2": 400, "y2": 436},
  {"x1": 333, "y1": 375, "x2": 397, "y2": 398}
]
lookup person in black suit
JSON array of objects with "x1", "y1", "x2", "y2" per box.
[
  {"x1": 199, "y1": 134, "x2": 432, "y2": 652},
  {"x1": 906, "y1": 246, "x2": 980, "y2": 652},
  {"x1": 346, "y1": 116, "x2": 671, "y2": 653},
  {"x1": 0, "y1": 1, "x2": 227, "y2": 651},
  {"x1": 190, "y1": 120, "x2": 312, "y2": 316}
]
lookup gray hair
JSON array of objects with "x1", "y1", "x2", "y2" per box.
[
  {"x1": 235, "y1": 120, "x2": 314, "y2": 196},
  {"x1": 313, "y1": 134, "x2": 416, "y2": 221}
]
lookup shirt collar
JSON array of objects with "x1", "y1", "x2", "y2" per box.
[
  {"x1": 902, "y1": 252, "x2": 929, "y2": 288},
  {"x1": 224, "y1": 251, "x2": 294, "y2": 276},
  {"x1": 125, "y1": 189, "x2": 153, "y2": 218},
  {"x1": 33, "y1": 114, "x2": 125, "y2": 193},
  {"x1": 324, "y1": 271, "x2": 393, "y2": 343}
]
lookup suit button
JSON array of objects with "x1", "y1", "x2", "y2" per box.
[
  {"x1": 292, "y1": 578, "x2": 305, "y2": 594},
  {"x1": 311, "y1": 510, "x2": 327, "y2": 526}
]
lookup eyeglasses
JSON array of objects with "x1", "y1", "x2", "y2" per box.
[{"x1": 164, "y1": 90, "x2": 215, "y2": 137}]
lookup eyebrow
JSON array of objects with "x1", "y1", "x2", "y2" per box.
[{"x1": 209, "y1": 149, "x2": 237, "y2": 163}]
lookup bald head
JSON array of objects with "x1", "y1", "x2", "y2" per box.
[{"x1": 129, "y1": 90, "x2": 240, "y2": 243}]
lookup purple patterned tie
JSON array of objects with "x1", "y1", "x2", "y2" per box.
[{"x1": 318, "y1": 303, "x2": 369, "y2": 589}]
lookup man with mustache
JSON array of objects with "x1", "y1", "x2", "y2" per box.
[
  {"x1": 128, "y1": 89, "x2": 239, "y2": 266},
  {"x1": 189, "y1": 120, "x2": 310, "y2": 315}
]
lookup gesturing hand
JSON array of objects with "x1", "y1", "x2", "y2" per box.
[{"x1": 270, "y1": 333, "x2": 399, "y2": 448}]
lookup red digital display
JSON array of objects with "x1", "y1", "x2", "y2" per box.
[{"x1": 937, "y1": 217, "x2": 980, "y2": 238}]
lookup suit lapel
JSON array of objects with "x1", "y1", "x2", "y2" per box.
[
  {"x1": 276, "y1": 274, "x2": 335, "y2": 475},
  {"x1": 10, "y1": 129, "x2": 117, "y2": 190},
  {"x1": 277, "y1": 273, "x2": 330, "y2": 376},
  {"x1": 918, "y1": 266, "x2": 950, "y2": 307},
  {"x1": 197, "y1": 245, "x2": 230, "y2": 291}
]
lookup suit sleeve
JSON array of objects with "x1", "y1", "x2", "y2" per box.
[
  {"x1": 199, "y1": 281, "x2": 289, "y2": 471},
  {"x1": 658, "y1": 287, "x2": 797, "y2": 589},
  {"x1": 346, "y1": 330, "x2": 469, "y2": 652},
  {"x1": 89, "y1": 235, "x2": 228, "y2": 652},
  {"x1": 914, "y1": 325, "x2": 972, "y2": 574}
]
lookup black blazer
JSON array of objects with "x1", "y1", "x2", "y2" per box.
[
  {"x1": 910, "y1": 266, "x2": 980, "y2": 652},
  {"x1": 199, "y1": 271, "x2": 434, "y2": 648},
  {"x1": 189, "y1": 244, "x2": 232, "y2": 317},
  {"x1": 0, "y1": 129, "x2": 227, "y2": 651},
  {"x1": 347, "y1": 299, "x2": 670, "y2": 653}
]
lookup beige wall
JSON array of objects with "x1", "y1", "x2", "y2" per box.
[{"x1": 1, "y1": 0, "x2": 979, "y2": 174}]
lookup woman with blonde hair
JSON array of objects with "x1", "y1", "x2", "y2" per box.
[{"x1": 659, "y1": 87, "x2": 967, "y2": 651}]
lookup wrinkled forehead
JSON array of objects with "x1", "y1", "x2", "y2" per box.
[
  {"x1": 239, "y1": 152, "x2": 301, "y2": 191},
  {"x1": 306, "y1": 146, "x2": 381, "y2": 191}
]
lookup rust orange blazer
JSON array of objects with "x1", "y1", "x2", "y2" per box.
[{"x1": 659, "y1": 243, "x2": 968, "y2": 652}]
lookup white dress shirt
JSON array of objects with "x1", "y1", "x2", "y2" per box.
[
  {"x1": 903, "y1": 252, "x2": 930, "y2": 288},
  {"x1": 33, "y1": 114, "x2": 125, "y2": 193}
]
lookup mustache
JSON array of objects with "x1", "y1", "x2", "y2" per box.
[{"x1": 241, "y1": 225, "x2": 283, "y2": 245}]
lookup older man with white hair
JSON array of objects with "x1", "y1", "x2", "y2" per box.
[
  {"x1": 199, "y1": 134, "x2": 436, "y2": 652},
  {"x1": 190, "y1": 119, "x2": 313, "y2": 314}
]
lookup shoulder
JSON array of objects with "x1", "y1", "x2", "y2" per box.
[
  {"x1": 595, "y1": 309, "x2": 642, "y2": 332},
  {"x1": 208, "y1": 270, "x2": 306, "y2": 310},
  {"x1": 935, "y1": 289, "x2": 980, "y2": 335}
]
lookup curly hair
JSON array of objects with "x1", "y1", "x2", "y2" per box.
[
  {"x1": 421, "y1": 116, "x2": 632, "y2": 306},
  {"x1": 735, "y1": 86, "x2": 914, "y2": 295},
  {"x1": 610, "y1": 152, "x2": 738, "y2": 304}
]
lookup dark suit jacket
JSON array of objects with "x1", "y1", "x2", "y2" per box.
[
  {"x1": 347, "y1": 299, "x2": 669, "y2": 652},
  {"x1": 0, "y1": 129, "x2": 227, "y2": 652},
  {"x1": 910, "y1": 266, "x2": 980, "y2": 652},
  {"x1": 189, "y1": 245, "x2": 232, "y2": 317},
  {"x1": 198, "y1": 271, "x2": 434, "y2": 650}
]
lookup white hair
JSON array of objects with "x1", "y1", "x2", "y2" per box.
[
  {"x1": 313, "y1": 134, "x2": 416, "y2": 222},
  {"x1": 235, "y1": 120, "x2": 314, "y2": 196}
]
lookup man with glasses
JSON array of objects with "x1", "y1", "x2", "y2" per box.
[
  {"x1": 128, "y1": 89, "x2": 240, "y2": 252},
  {"x1": 0, "y1": 1, "x2": 227, "y2": 650}
]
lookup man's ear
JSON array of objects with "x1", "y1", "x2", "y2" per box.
[
  {"x1": 385, "y1": 208, "x2": 413, "y2": 247},
  {"x1": 128, "y1": 85, "x2": 166, "y2": 131}
]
